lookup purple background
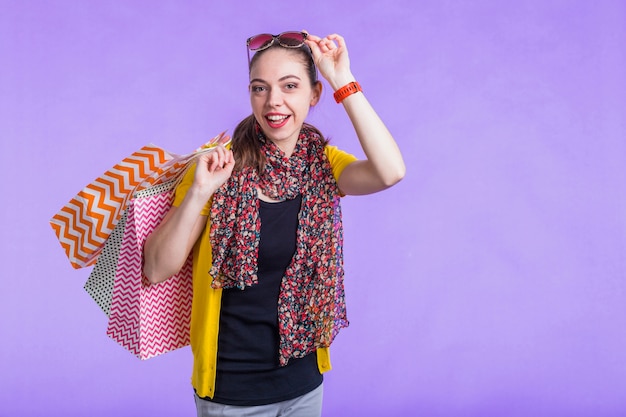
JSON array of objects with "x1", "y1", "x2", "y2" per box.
[{"x1": 2, "y1": 1, "x2": 626, "y2": 416}]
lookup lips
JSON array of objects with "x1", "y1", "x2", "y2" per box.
[{"x1": 265, "y1": 114, "x2": 290, "y2": 128}]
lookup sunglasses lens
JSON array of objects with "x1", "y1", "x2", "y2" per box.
[
  {"x1": 248, "y1": 34, "x2": 274, "y2": 51},
  {"x1": 277, "y1": 32, "x2": 306, "y2": 47}
]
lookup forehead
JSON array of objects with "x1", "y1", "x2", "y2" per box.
[{"x1": 249, "y1": 47, "x2": 309, "y2": 80}]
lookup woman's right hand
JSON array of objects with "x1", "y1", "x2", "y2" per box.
[{"x1": 191, "y1": 143, "x2": 235, "y2": 199}]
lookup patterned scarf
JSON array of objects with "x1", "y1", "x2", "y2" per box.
[{"x1": 209, "y1": 124, "x2": 348, "y2": 366}]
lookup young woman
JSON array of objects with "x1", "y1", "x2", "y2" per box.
[{"x1": 144, "y1": 31, "x2": 405, "y2": 417}]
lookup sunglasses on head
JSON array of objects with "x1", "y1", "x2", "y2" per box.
[{"x1": 246, "y1": 31, "x2": 308, "y2": 65}]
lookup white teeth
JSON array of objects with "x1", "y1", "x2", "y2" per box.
[{"x1": 267, "y1": 115, "x2": 288, "y2": 121}]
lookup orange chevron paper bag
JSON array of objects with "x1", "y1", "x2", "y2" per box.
[
  {"x1": 50, "y1": 132, "x2": 228, "y2": 269},
  {"x1": 106, "y1": 183, "x2": 192, "y2": 359},
  {"x1": 50, "y1": 145, "x2": 174, "y2": 269}
]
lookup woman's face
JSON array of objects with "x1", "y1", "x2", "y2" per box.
[{"x1": 249, "y1": 47, "x2": 321, "y2": 152}]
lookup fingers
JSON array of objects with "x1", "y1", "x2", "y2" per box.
[
  {"x1": 304, "y1": 32, "x2": 323, "y2": 59},
  {"x1": 200, "y1": 145, "x2": 233, "y2": 173},
  {"x1": 221, "y1": 147, "x2": 235, "y2": 171},
  {"x1": 304, "y1": 32, "x2": 345, "y2": 51},
  {"x1": 329, "y1": 34, "x2": 346, "y2": 50}
]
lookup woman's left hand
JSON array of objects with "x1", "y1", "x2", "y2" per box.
[{"x1": 305, "y1": 32, "x2": 355, "y2": 90}]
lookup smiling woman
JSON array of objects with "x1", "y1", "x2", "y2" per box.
[{"x1": 142, "y1": 30, "x2": 405, "y2": 416}]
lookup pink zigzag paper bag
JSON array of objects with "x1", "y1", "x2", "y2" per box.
[
  {"x1": 50, "y1": 132, "x2": 229, "y2": 269},
  {"x1": 106, "y1": 183, "x2": 193, "y2": 359}
]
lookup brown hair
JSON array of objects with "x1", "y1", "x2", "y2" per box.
[{"x1": 232, "y1": 43, "x2": 326, "y2": 173}]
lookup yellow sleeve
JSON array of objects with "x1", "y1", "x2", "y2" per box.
[
  {"x1": 172, "y1": 163, "x2": 212, "y2": 216},
  {"x1": 325, "y1": 145, "x2": 358, "y2": 192}
]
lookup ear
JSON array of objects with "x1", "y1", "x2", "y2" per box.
[{"x1": 310, "y1": 81, "x2": 322, "y2": 106}]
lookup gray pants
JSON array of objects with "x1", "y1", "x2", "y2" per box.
[{"x1": 194, "y1": 383, "x2": 323, "y2": 417}]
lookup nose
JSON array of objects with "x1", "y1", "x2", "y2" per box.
[{"x1": 267, "y1": 87, "x2": 284, "y2": 107}]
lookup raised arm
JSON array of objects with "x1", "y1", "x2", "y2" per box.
[
  {"x1": 143, "y1": 144, "x2": 235, "y2": 283},
  {"x1": 306, "y1": 33, "x2": 405, "y2": 195}
]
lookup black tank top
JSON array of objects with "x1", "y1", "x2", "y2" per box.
[{"x1": 208, "y1": 195, "x2": 323, "y2": 405}]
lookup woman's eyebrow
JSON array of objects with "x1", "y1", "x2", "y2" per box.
[{"x1": 249, "y1": 75, "x2": 302, "y2": 84}]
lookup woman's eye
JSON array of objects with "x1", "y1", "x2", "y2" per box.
[
  {"x1": 285, "y1": 83, "x2": 297, "y2": 89},
  {"x1": 251, "y1": 85, "x2": 266, "y2": 93}
]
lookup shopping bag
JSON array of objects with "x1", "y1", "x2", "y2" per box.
[
  {"x1": 49, "y1": 145, "x2": 174, "y2": 269},
  {"x1": 84, "y1": 210, "x2": 128, "y2": 316},
  {"x1": 105, "y1": 180, "x2": 193, "y2": 359},
  {"x1": 83, "y1": 181, "x2": 176, "y2": 317},
  {"x1": 50, "y1": 132, "x2": 228, "y2": 269}
]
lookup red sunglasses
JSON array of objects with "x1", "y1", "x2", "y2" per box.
[{"x1": 246, "y1": 31, "x2": 308, "y2": 65}]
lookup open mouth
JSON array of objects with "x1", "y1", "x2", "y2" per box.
[{"x1": 265, "y1": 114, "x2": 290, "y2": 128}]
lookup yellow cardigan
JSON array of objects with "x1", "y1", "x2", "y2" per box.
[{"x1": 173, "y1": 145, "x2": 357, "y2": 399}]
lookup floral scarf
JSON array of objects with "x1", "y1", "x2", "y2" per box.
[{"x1": 209, "y1": 124, "x2": 348, "y2": 366}]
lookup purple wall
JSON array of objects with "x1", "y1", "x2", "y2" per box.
[{"x1": 2, "y1": 1, "x2": 626, "y2": 416}]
